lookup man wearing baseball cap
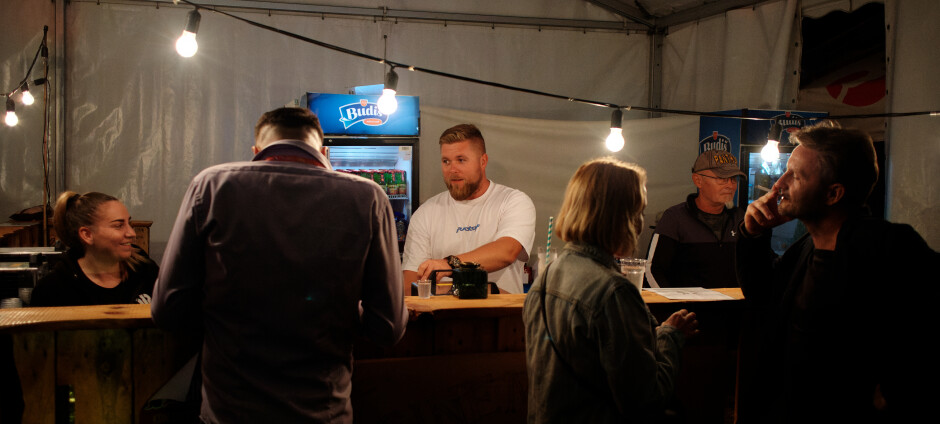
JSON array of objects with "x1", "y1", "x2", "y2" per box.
[{"x1": 649, "y1": 149, "x2": 746, "y2": 288}]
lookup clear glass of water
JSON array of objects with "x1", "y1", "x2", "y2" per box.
[
  {"x1": 618, "y1": 258, "x2": 647, "y2": 291},
  {"x1": 417, "y1": 280, "x2": 432, "y2": 299}
]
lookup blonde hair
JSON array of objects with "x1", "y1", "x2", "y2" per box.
[
  {"x1": 53, "y1": 191, "x2": 149, "y2": 271},
  {"x1": 439, "y1": 123, "x2": 486, "y2": 154},
  {"x1": 555, "y1": 158, "x2": 647, "y2": 257}
]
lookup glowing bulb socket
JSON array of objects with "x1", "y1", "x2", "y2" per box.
[
  {"x1": 761, "y1": 140, "x2": 780, "y2": 162},
  {"x1": 378, "y1": 68, "x2": 400, "y2": 115},
  {"x1": 5, "y1": 97, "x2": 17, "y2": 126},
  {"x1": 176, "y1": 9, "x2": 201, "y2": 58},
  {"x1": 378, "y1": 89, "x2": 398, "y2": 115},
  {"x1": 606, "y1": 128, "x2": 624, "y2": 152},
  {"x1": 20, "y1": 88, "x2": 36, "y2": 106}
]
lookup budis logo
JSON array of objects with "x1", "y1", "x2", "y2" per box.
[
  {"x1": 699, "y1": 131, "x2": 732, "y2": 152},
  {"x1": 771, "y1": 112, "x2": 814, "y2": 142},
  {"x1": 456, "y1": 224, "x2": 480, "y2": 234},
  {"x1": 338, "y1": 99, "x2": 389, "y2": 129}
]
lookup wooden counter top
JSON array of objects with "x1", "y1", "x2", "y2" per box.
[
  {"x1": 0, "y1": 303, "x2": 152, "y2": 332},
  {"x1": 1, "y1": 288, "x2": 744, "y2": 333}
]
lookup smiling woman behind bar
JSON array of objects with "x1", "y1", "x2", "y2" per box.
[
  {"x1": 523, "y1": 157, "x2": 698, "y2": 423},
  {"x1": 30, "y1": 191, "x2": 157, "y2": 306}
]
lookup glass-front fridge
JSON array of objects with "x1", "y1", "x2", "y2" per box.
[{"x1": 303, "y1": 92, "x2": 420, "y2": 253}]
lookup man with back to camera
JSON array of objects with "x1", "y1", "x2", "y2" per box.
[
  {"x1": 152, "y1": 107, "x2": 407, "y2": 423},
  {"x1": 401, "y1": 124, "x2": 536, "y2": 294},
  {"x1": 650, "y1": 149, "x2": 746, "y2": 288},
  {"x1": 736, "y1": 122, "x2": 938, "y2": 423}
]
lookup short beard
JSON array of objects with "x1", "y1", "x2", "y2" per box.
[
  {"x1": 778, "y1": 187, "x2": 828, "y2": 221},
  {"x1": 447, "y1": 179, "x2": 479, "y2": 201}
]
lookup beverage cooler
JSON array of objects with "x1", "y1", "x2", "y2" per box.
[{"x1": 303, "y1": 92, "x2": 420, "y2": 253}]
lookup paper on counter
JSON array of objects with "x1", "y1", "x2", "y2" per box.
[{"x1": 644, "y1": 288, "x2": 735, "y2": 301}]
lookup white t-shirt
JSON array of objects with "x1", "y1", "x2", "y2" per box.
[{"x1": 402, "y1": 181, "x2": 536, "y2": 293}]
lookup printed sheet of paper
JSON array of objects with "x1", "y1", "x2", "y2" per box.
[{"x1": 644, "y1": 288, "x2": 735, "y2": 301}]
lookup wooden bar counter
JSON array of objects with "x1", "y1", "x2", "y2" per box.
[{"x1": 1, "y1": 289, "x2": 744, "y2": 424}]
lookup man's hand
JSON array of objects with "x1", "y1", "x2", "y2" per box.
[
  {"x1": 417, "y1": 258, "x2": 452, "y2": 282},
  {"x1": 743, "y1": 186, "x2": 792, "y2": 236},
  {"x1": 662, "y1": 309, "x2": 699, "y2": 338}
]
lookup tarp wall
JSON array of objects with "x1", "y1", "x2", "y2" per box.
[
  {"x1": 2, "y1": 0, "x2": 936, "y2": 257},
  {"x1": 884, "y1": 0, "x2": 940, "y2": 249}
]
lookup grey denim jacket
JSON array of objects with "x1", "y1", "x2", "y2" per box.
[{"x1": 523, "y1": 243, "x2": 685, "y2": 423}]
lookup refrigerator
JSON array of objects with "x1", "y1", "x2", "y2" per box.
[{"x1": 303, "y1": 92, "x2": 420, "y2": 253}]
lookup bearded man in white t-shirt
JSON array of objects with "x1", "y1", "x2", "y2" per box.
[{"x1": 402, "y1": 124, "x2": 536, "y2": 294}]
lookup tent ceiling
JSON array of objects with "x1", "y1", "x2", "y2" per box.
[{"x1": 142, "y1": 0, "x2": 772, "y2": 32}]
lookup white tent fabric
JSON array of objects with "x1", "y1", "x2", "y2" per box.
[
  {"x1": 1, "y1": 0, "x2": 937, "y2": 257},
  {"x1": 12, "y1": 2, "x2": 650, "y2": 259},
  {"x1": 418, "y1": 106, "x2": 699, "y2": 259},
  {"x1": 662, "y1": 0, "x2": 799, "y2": 111},
  {"x1": 884, "y1": 0, "x2": 940, "y2": 249}
]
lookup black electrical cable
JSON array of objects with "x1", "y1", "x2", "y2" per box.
[
  {"x1": 175, "y1": 1, "x2": 939, "y2": 121},
  {"x1": 4, "y1": 26, "x2": 48, "y2": 98}
]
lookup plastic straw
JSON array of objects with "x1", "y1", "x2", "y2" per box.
[{"x1": 545, "y1": 216, "x2": 554, "y2": 263}]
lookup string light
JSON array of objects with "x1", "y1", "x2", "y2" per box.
[
  {"x1": 5, "y1": 98, "x2": 18, "y2": 127},
  {"x1": 605, "y1": 109, "x2": 624, "y2": 152},
  {"x1": 377, "y1": 67, "x2": 399, "y2": 115},
  {"x1": 176, "y1": 9, "x2": 201, "y2": 58},
  {"x1": 162, "y1": 2, "x2": 937, "y2": 126},
  {"x1": 761, "y1": 119, "x2": 782, "y2": 162},
  {"x1": 20, "y1": 82, "x2": 34, "y2": 106}
]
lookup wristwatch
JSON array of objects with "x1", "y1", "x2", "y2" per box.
[{"x1": 445, "y1": 255, "x2": 463, "y2": 268}]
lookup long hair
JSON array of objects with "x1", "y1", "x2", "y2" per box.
[
  {"x1": 555, "y1": 158, "x2": 647, "y2": 257},
  {"x1": 53, "y1": 191, "x2": 149, "y2": 272}
]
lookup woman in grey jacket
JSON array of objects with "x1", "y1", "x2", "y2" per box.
[{"x1": 523, "y1": 157, "x2": 698, "y2": 423}]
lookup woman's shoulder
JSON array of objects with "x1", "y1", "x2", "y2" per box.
[{"x1": 31, "y1": 260, "x2": 84, "y2": 306}]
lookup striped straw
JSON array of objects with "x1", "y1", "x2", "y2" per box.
[{"x1": 545, "y1": 216, "x2": 554, "y2": 263}]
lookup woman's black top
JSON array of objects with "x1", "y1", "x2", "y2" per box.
[{"x1": 30, "y1": 247, "x2": 158, "y2": 306}]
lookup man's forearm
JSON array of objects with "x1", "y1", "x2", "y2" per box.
[{"x1": 455, "y1": 236, "x2": 524, "y2": 272}]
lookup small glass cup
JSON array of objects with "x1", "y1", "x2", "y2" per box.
[
  {"x1": 535, "y1": 247, "x2": 558, "y2": 278},
  {"x1": 19, "y1": 287, "x2": 32, "y2": 306},
  {"x1": 417, "y1": 280, "x2": 432, "y2": 299},
  {"x1": 618, "y1": 258, "x2": 647, "y2": 291}
]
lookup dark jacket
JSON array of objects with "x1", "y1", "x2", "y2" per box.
[
  {"x1": 651, "y1": 193, "x2": 744, "y2": 288},
  {"x1": 524, "y1": 243, "x2": 685, "y2": 423},
  {"x1": 736, "y1": 214, "x2": 939, "y2": 423}
]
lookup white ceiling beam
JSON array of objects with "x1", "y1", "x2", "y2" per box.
[
  {"x1": 655, "y1": 0, "x2": 768, "y2": 28},
  {"x1": 585, "y1": 0, "x2": 655, "y2": 27},
  {"x1": 134, "y1": 0, "x2": 646, "y2": 31}
]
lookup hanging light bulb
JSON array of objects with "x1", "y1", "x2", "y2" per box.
[
  {"x1": 761, "y1": 120, "x2": 782, "y2": 162},
  {"x1": 5, "y1": 97, "x2": 18, "y2": 127},
  {"x1": 20, "y1": 82, "x2": 34, "y2": 106},
  {"x1": 176, "y1": 9, "x2": 201, "y2": 58},
  {"x1": 377, "y1": 67, "x2": 399, "y2": 115},
  {"x1": 605, "y1": 109, "x2": 624, "y2": 152}
]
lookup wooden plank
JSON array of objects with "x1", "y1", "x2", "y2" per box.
[
  {"x1": 495, "y1": 315, "x2": 525, "y2": 352},
  {"x1": 131, "y1": 328, "x2": 202, "y2": 424},
  {"x1": 57, "y1": 329, "x2": 133, "y2": 424},
  {"x1": 351, "y1": 352, "x2": 527, "y2": 424},
  {"x1": 12, "y1": 332, "x2": 55, "y2": 424},
  {"x1": 0, "y1": 304, "x2": 153, "y2": 332},
  {"x1": 433, "y1": 317, "x2": 498, "y2": 355},
  {"x1": 1, "y1": 290, "x2": 744, "y2": 334}
]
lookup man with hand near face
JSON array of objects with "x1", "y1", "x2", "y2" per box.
[
  {"x1": 650, "y1": 149, "x2": 746, "y2": 288},
  {"x1": 401, "y1": 124, "x2": 536, "y2": 294},
  {"x1": 736, "y1": 122, "x2": 937, "y2": 423}
]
